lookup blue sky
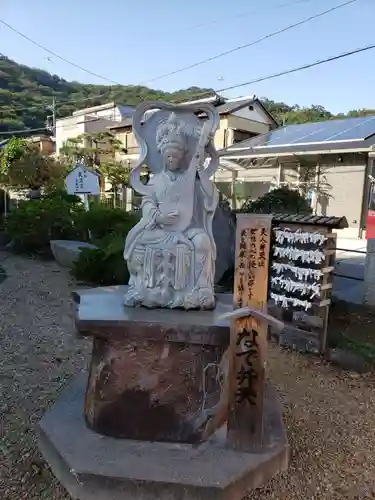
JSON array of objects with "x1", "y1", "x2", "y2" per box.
[{"x1": 1, "y1": 0, "x2": 374, "y2": 114}]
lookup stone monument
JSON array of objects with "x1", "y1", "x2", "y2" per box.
[{"x1": 37, "y1": 101, "x2": 289, "y2": 500}]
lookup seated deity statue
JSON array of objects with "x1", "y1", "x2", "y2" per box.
[{"x1": 123, "y1": 101, "x2": 220, "y2": 310}]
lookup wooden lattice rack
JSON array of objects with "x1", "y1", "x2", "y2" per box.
[{"x1": 266, "y1": 213, "x2": 348, "y2": 353}]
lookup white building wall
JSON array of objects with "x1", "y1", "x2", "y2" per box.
[
  {"x1": 55, "y1": 116, "x2": 85, "y2": 155},
  {"x1": 233, "y1": 104, "x2": 272, "y2": 126},
  {"x1": 55, "y1": 115, "x2": 119, "y2": 155}
]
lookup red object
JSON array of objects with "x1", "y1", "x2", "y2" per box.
[{"x1": 366, "y1": 210, "x2": 375, "y2": 239}]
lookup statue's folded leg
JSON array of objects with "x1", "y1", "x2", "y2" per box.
[{"x1": 189, "y1": 232, "x2": 214, "y2": 288}]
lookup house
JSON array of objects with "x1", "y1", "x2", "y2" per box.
[
  {"x1": 218, "y1": 115, "x2": 375, "y2": 239},
  {"x1": 55, "y1": 102, "x2": 135, "y2": 155},
  {"x1": 54, "y1": 95, "x2": 277, "y2": 208},
  {"x1": 28, "y1": 135, "x2": 55, "y2": 155},
  {"x1": 107, "y1": 94, "x2": 278, "y2": 166}
]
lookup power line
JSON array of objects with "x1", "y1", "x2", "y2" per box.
[
  {"x1": 4, "y1": 40, "x2": 375, "y2": 136},
  {"x1": 0, "y1": 19, "x2": 123, "y2": 86},
  {"x1": 179, "y1": 0, "x2": 316, "y2": 31},
  {"x1": 0, "y1": 0, "x2": 358, "y2": 114},
  {"x1": 141, "y1": 0, "x2": 358, "y2": 85},
  {"x1": 175, "y1": 42, "x2": 375, "y2": 102},
  {"x1": 0, "y1": 127, "x2": 48, "y2": 136}
]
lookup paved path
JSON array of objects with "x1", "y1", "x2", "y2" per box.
[{"x1": 333, "y1": 238, "x2": 366, "y2": 304}]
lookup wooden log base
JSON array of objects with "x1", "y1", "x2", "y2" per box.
[{"x1": 74, "y1": 286, "x2": 231, "y2": 444}]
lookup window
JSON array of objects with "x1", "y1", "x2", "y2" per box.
[{"x1": 232, "y1": 129, "x2": 257, "y2": 144}]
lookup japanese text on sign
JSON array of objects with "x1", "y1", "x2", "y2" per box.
[
  {"x1": 235, "y1": 328, "x2": 259, "y2": 406},
  {"x1": 236, "y1": 225, "x2": 269, "y2": 306},
  {"x1": 75, "y1": 170, "x2": 85, "y2": 192}
]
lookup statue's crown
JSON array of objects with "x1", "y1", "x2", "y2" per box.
[{"x1": 156, "y1": 113, "x2": 197, "y2": 152}]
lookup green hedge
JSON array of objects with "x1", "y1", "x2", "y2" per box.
[
  {"x1": 240, "y1": 186, "x2": 312, "y2": 214},
  {"x1": 5, "y1": 191, "x2": 85, "y2": 253},
  {"x1": 69, "y1": 205, "x2": 139, "y2": 285},
  {"x1": 80, "y1": 204, "x2": 139, "y2": 241},
  {"x1": 71, "y1": 232, "x2": 129, "y2": 285},
  {"x1": 5, "y1": 192, "x2": 138, "y2": 284}
]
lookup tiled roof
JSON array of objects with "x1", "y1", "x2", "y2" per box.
[
  {"x1": 270, "y1": 213, "x2": 348, "y2": 229},
  {"x1": 108, "y1": 117, "x2": 133, "y2": 130},
  {"x1": 215, "y1": 98, "x2": 256, "y2": 115}
]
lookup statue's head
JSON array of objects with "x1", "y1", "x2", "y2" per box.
[{"x1": 156, "y1": 113, "x2": 189, "y2": 171}]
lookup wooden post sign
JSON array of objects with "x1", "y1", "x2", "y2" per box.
[{"x1": 227, "y1": 214, "x2": 272, "y2": 451}]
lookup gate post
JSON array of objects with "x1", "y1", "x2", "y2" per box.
[{"x1": 364, "y1": 238, "x2": 375, "y2": 305}]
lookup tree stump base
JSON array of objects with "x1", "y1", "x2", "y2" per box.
[{"x1": 74, "y1": 286, "x2": 232, "y2": 443}]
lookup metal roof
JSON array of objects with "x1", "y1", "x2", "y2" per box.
[{"x1": 221, "y1": 115, "x2": 375, "y2": 157}]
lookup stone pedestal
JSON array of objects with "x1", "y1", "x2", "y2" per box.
[
  {"x1": 38, "y1": 374, "x2": 289, "y2": 500},
  {"x1": 74, "y1": 286, "x2": 232, "y2": 443},
  {"x1": 37, "y1": 286, "x2": 289, "y2": 500}
]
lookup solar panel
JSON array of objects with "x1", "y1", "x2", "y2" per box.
[{"x1": 228, "y1": 115, "x2": 375, "y2": 151}]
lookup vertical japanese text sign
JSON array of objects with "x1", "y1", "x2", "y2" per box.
[{"x1": 227, "y1": 214, "x2": 272, "y2": 450}]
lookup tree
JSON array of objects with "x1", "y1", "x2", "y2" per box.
[
  {"x1": 1, "y1": 56, "x2": 375, "y2": 136},
  {"x1": 262, "y1": 99, "x2": 334, "y2": 125},
  {"x1": 240, "y1": 186, "x2": 312, "y2": 214},
  {"x1": 0, "y1": 56, "x2": 212, "y2": 136},
  {"x1": 0, "y1": 137, "x2": 67, "y2": 190},
  {"x1": 59, "y1": 131, "x2": 131, "y2": 194}
]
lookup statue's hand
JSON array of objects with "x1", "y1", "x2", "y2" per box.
[{"x1": 156, "y1": 210, "x2": 179, "y2": 226}]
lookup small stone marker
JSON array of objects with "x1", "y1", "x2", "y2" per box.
[{"x1": 227, "y1": 214, "x2": 272, "y2": 451}]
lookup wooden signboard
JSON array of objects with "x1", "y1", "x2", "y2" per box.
[
  {"x1": 227, "y1": 214, "x2": 272, "y2": 451},
  {"x1": 65, "y1": 164, "x2": 100, "y2": 212}
]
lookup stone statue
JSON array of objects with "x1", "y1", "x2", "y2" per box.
[{"x1": 123, "y1": 101, "x2": 220, "y2": 310}]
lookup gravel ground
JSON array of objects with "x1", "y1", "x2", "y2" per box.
[
  {"x1": 0, "y1": 252, "x2": 375, "y2": 499},
  {"x1": 0, "y1": 252, "x2": 90, "y2": 500}
]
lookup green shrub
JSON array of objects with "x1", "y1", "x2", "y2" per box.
[
  {"x1": 71, "y1": 232, "x2": 129, "y2": 285},
  {"x1": 5, "y1": 192, "x2": 85, "y2": 253},
  {"x1": 240, "y1": 186, "x2": 312, "y2": 214},
  {"x1": 71, "y1": 207, "x2": 139, "y2": 285},
  {"x1": 43, "y1": 186, "x2": 82, "y2": 204},
  {"x1": 80, "y1": 204, "x2": 139, "y2": 241}
]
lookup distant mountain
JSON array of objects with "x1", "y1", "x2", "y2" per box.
[
  {"x1": 0, "y1": 56, "x2": 213, "y2": 134},
  {"x1": 0, "y1": 55, "x2": 374, "y2": 136}
]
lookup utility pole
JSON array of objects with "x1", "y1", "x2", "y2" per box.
[
  {"x1": 46, "y1": 97, "x2": 56, "y2": 137},
  {"x1": 52, "y1": 96, "x2": 56, "y2": 136}
]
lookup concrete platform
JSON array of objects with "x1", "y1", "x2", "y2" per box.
[
  {"x1": 38, "y1": 374, "x2": 289, "y2": 500},
  {"x1": 74, "y1": 285, "x2": 234, "y2": 346}
]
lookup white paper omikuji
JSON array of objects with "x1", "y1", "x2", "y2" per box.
[
  {"x1": 272, "y1": 262, "x2": 323, "y2": 281},
  {"x1": 274, "y1": 228, "x2": 327, "y2": 246},
  {"x1": 273, "y1": 246, "x2": 325, "y2": 264},
  {"x1": 270, "y1": 292, "x2": 312, "y2": 311},
  {"x1": 270, "y1": 276, "x2": 320, "y2": 298}
]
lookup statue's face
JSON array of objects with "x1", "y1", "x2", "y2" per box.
[{"x1": 163, "y1": 144, "x2": 185, "y2": 171}]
